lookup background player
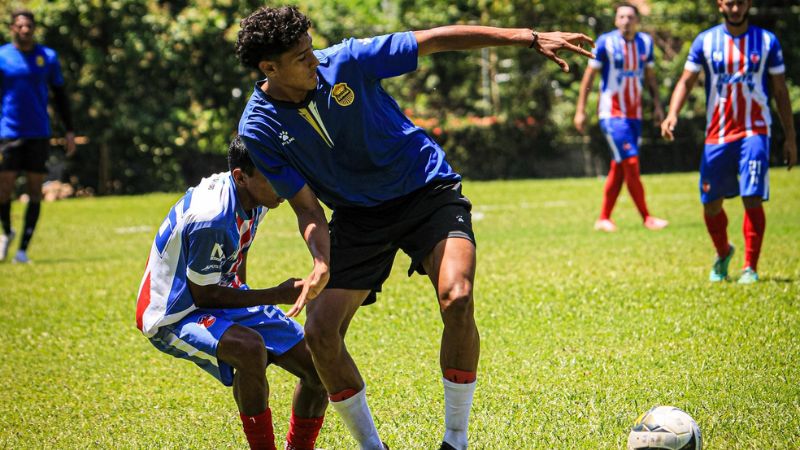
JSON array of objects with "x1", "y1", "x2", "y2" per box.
[
  {"x1": 661, "y1": 0, "x2": 796, "y2": 283},
  {"x1": 236, "y1": 6, "x2": 594, "y2": 449},
  {"x1": 574, "y1": 2, "x2": 668, "y2": 232},
  {"x1": 135, "y1": 138, "x2": 327, "y2": 450},
  {"x1": 0, "y1": 8, "x2": 75, "y2": 263}
]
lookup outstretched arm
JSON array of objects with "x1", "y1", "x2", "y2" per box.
[
  {"x1": 414, "y1": 25, "x2": 594, "y2": 72},
  {"x1": 770, "y1": 73, "x2": 797, "y2": 170},
  {"x1": 188, "y1": 277, "x2": 304, "y2": 309},
  {"x1": 660, "y1": 69, "x2": 700, "y2": 141},
  {"x1": 573, "y1": 65, "x2": 597, "y2": 134},
  {"x1": 286, "y1": 184, "x2": 331, "y2": 317}
]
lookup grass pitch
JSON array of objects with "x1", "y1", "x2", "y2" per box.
[{"x1": 1, "y1": 171, "x2": 798, "y2": 448}]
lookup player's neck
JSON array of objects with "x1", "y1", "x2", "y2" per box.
[
  {"x1": 13, "y1": 39, "x2": 35, "y2": 52},
  {"x1": 723, "y1": 20, "x2": 749, "y2": 37},
  {"x1": 262, "y1": 80, "x2": 310, "y2": 104},
  {"x1": 621, "y1": 30, "x2": 636, "y2": 41}
]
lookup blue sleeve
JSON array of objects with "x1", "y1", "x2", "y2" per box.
[
  {"x1": 645, "y1": 34, "x2": 655, "y2": 65},
  {"x1": 589, "y1": 34, "x2": 607, "y2": 69},
  {"x1": 239, "y1": 133, "x2": 306, "y2": 200},
  {"x1": 766, "y1": 33, "x2": 785, "y2": 74},
  {"x1": 46, "y1": 49, "x2": 64, "y2": 87},
  {"x1": 344, "y1": 32, "x2": 418, "y2": 80},
  {"x1": 685, "y1": 33, "x2": 706, "y2": 72},
  {"x1": 185, "y1": 227, "x2": 229, "y2": 286}
]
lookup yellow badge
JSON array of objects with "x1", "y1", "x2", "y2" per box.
[
  {"x1": 332, "y1": 83, "x2": 355, "y2": 107},
  {"x1": 36, "y1": 55, "x2": 45, "y2": 67}
]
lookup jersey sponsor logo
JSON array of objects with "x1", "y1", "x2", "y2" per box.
[
  {"x1": 197, "y1": 314, "x2": 216, "y2": 328},
  {"x1": 357, "y1": 38, "x2": 374, "y2": 46},
  {"x1": 332, "y1": 83, "x2": 355, "y2": 107},
  {"x1": 36, "y1": 55, "x2": 45, "y2": 67},
  {"x1": 279, "y1": 131, "x2": 296, "y2": 146},
  {"x1": 210, "y1": 242, "x2": 225, "y2": 262}
]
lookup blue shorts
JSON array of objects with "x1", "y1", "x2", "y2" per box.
[
  {"x1": 699, "y1": 134, "x2": 770, "y2": 204},
  {"x1": 600, "y1": 118, "x2": 641, "y2": 162},
  {"x1": 149, "y1": 304, "x2": 304, "y2": 386}
]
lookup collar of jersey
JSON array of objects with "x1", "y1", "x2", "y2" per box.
[
  {"x1": 228, "y1": 173, "x2": 254, "y2": 221},
  {"x1": 255, "y1": 79, "x2": 317, "y2": 109}
]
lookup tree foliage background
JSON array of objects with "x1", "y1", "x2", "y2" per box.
[{"x1": 2, "y1": 0, "x2": 798, "y2": 193}]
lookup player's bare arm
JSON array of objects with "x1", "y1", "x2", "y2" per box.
[
  {"x1": 661, "y1": 69, "x2": 700, "y2": 141},
  {"x1": 287, "y1": 184, "x2": 331, "y2": 317},
  {"x1": 414, "y1": 25, "x2": 594, "y2": 72},
  {"x1": 769, "y1": 73, "x2": 797, "y2": 170},
  {"x1": 188, "y1": 277, "x2": 304, "y2": 309},
  {"x1": 645, "y1": 66, "x2": 665, "y2": 123},
  {"x1": 574, "y1": 65, "x2": 597, "y2": 134}
]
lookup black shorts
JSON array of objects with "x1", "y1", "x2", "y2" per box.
[
  {"x1": 327, "y1": 181, "x2": 476, "y2": 305},
  {"x1": 0, "y1": 138, "x2": 50, "y2": 173}
]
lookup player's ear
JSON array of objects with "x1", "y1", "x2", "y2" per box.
[
  {"x1": 259, "y1": 59, "x2": 279, "y2": 78},
  {"x1": 232, "y1": 167, "x2": 246, "y2": 186}
]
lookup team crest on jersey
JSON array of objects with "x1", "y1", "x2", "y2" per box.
[
  {"x1": 712, "y1": 51, "x2": 723, "y2": 63},
  {"x1": 332, "y1": 83, "x2": 355, "y2": 107},
  {"x1": 197, "y1": 314, "x2": 216, "y2": 328},
  {"x1": 36, "y1": 55, "x2": 45, "y2": 67},
  {"x1": 702, "y1": 181, "x2": 711, "y2": 193},
  {"x1": 749, "y1": 52, "x2": 760, "y2": 65}
]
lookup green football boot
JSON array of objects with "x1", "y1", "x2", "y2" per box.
[{"x1": 709, "y1": 244, "x2": 735, "y2": 282}]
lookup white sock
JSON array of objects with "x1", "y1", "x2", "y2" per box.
[
  {"x1": 330, "y1": 385, "x2": 384, "y2": 450},
  {"x1": 442, "y1": 377, "x2": 476, "y2": 450}
]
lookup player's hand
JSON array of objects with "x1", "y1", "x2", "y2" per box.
[
  {"x1": 661, "y1": 115, "x2": 678, "y2": 141},
  {"x1": 65, "y1": 131, "x2": 76, "y2": 157},
  {"x1": 574, "y1": 111, "x2": 587, "y2": 134},
  {"x1": 533, "y1": 32, "x2": 594, "y2": 73},
  {"x1": 285, "y1": 260, "x2": 329, "y2": 318},
  {"x1": 784, "y1": 138, "x2": 797, "y2": 171}
]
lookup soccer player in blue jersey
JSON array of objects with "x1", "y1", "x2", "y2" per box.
[
  {"x1": 136, "y1": 138, "x2": 328, "y2": 450},
  {"x1": 574, "y1": 2, "x2": 668, "y2": 232},
  {"x1": 235, "y1": 6, "x2": 594, "y2": 449},
  {"x1": 661, "y1": 0, "x2": 796, "y2": 283},
  {"x1": 0, "y1": 9, "x2": 75, "y2": 263}
]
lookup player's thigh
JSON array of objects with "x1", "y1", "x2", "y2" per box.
[
  {"x1": 269, "y1": 338, "x2": 318, "y2": 382},
  {"x1": 600, "y1": 118, "x2": 640, "y2": 162},
  {"x1": 0, "y1": 171, "x2": 16, "y2": 199},
  {"x1": 21, "y1": 139, "x2": 49, "y2": 175},
  {"x1": 422, "y1": 237, "x2": 476, "y2": 302},
  {"x1": 226, "y1": 305, "x2": 305, "y2": 359},
  {"x1": 737, "y1": 134, "x2": 770, "y2": 200},
  {"x1": 216, "y1": 323, "x2": 267, "y2": 368},
  {"x1": 699, "y1": 141, "x2": 740, "y2": 204},
  {"x1": 305, "y1": 288, "x2": 370, "y2": 337}
]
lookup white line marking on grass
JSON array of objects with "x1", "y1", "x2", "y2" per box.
[{"x1": 114, "y1": 225, "x2": 153, "y2": 234}]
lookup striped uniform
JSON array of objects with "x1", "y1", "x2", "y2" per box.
[
  {"x1": 135, "y1": 172, "x2": 303, "y2": 385},
  {"x1": 687, "y1": 25, "x2": 784, "y2": 203},
  {"x1": 590, "y1": 31, "x2": 655, "y2": 162}
]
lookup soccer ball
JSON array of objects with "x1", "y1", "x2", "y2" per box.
[{"x1": 627, "y1": 406, "x2": 702, "y2": 450}]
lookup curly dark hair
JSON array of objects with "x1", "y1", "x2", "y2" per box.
[
  {"x1": 236, "y1": 6, "x2": 312, "y2": 70},
  {"x1": 228, "y1": 136, "x2": 256, "y2": 175}
]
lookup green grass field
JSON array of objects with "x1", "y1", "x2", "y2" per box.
[{"x1": 1, "y1": 171, "x2": 798, "y2": 449}]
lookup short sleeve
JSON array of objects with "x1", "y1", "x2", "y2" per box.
[
  {"x1": 345, "y1": 32, "x2": 418, "y2": 80},
  {"x1": 240, "y1": 133, "x2": 306, "y2": 200},
  {"x1": 684, "y1": 34, "x2": 705, "y2": 73},
  {"x1": 185, "y1": 227, "x2": 229, "y2": 286},
  {"x1": 766, "y1": 33, "x2": 785, "y2": 75},
  {"x1": 588, "y1": 35, "x2": 606, "y2": 69}
]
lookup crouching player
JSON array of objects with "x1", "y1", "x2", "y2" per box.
[{"x1": 135, "y1": 137, "x2": 327, "y2": 450}]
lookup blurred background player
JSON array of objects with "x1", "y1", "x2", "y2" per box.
[
  {"x1": 0, "y1": 8, "x2": 75, "y2": 263},
  {"x1": 135, "y1": 137, "x2": 327, "y2": 450},
  {"x1": 574, "y1": 2, "x2": 668, "y2": 232},
  {"x1": 661, "y1": 0, "x2": 796, "y2": 283},
  {"x1": 236, "y1": 6, "x2": 594, "y2": 449}
]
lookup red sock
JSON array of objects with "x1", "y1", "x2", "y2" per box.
[
  {"x1": 240, "y1": 408, "x2": 276, "y2": 450},
  {"x1": 328, "y1": 388, "x2": 358, "y2": 402},
  {"x1": 600, "y1": 160, "x2": 624, "y2": 220},
  {"x1": 622, "y1": 156, "x2": 650, "y2": 219},
  {"x1": 703, "y1": 209, "x2": 730, "y2": 258},
  {"x1": 286, "y1": 411, "x2": 325, "y2": 450},
  {"x1": 743, "y1": 205, "x2": 766, "y2": 271},
  {"x1": 444, "y1": 368, "x2": 477, "y2": 384}
]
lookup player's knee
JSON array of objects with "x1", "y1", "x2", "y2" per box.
[
  {"x1": 438, "y1": 281, "x2": 473, "y2": 317},
  {"x1": 303, "y1": 320, "x2": 340, "y2": 357},
  {"x1": 222, "y1": 327, "x2": 268, "y2": 370}
]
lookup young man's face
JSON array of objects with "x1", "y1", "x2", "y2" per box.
[
  {"x1": 718, "y1": 0, "x2": 751, "y2": 26},
  {"x1": 614, "y1": 6, "x2": 639, "y2": 35},
  {"x1": 10, "y1": 15, "x2": 35, "y2": 47},
  {"x1": 242, "y1": 168, "x2": 284, "y2": 209},
  {"x1": 263, "y1": 33, "x2": 319, "y2": 93}
]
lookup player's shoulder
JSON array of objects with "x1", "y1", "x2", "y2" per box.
[
  {"x1": 183, "y1": 172, "x2": 236, "y2": 225},
  {"x1": 635, "y1": 32, "x2": 653, "y2": 44},
  {"x1": 596, "y1": 31, "x2": 616, "y2": 44},
  {"x1": 239, "y1": 90, "x2": 281, "y2": 135}
]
